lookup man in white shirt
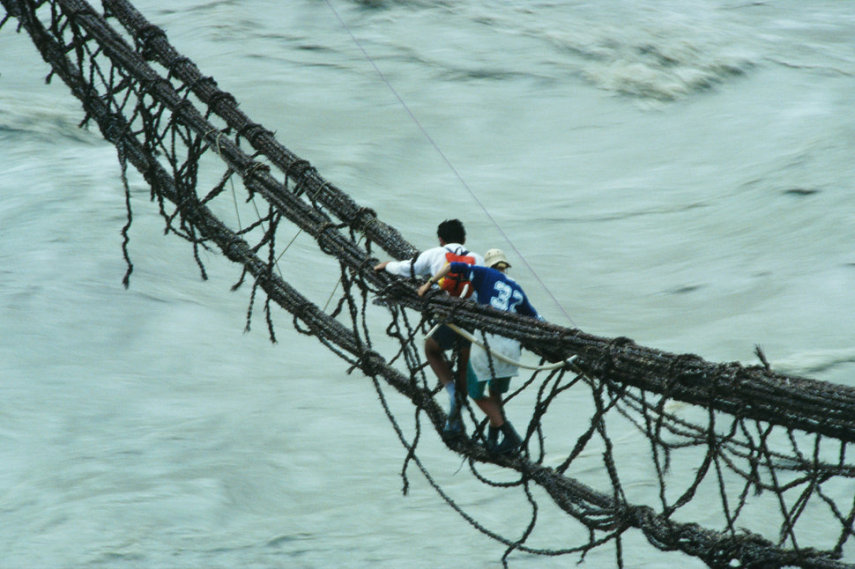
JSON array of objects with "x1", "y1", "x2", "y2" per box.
[{"x1": 374, "y1": 219, "x2": 484, "y2": 440}]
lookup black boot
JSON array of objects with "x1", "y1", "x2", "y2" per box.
[
  {"x1": 492, "y1": 421, "x2": 522, "y2": 456},
  {"x1": 486, "y1": 425, "x2": 500, "y2": 453},
  {"x1": 441, "y1": 403, "x2": 464, "y2": 442}
]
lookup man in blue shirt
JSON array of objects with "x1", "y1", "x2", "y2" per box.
[{"x1": 418, "y1": 248, "x2": 540, "y2": 456}]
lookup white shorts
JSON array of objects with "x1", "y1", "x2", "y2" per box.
[{"x1": 469, "y1": 331, "x2": 520, "y2": 381}]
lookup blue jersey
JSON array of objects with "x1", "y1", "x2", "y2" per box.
[{"x1": 449, "y1": 262, "x2": 540, "y2": 319}]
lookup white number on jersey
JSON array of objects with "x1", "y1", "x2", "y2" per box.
[{"x1": 490, "y1": 281, "x2": 523, "y2": 313}]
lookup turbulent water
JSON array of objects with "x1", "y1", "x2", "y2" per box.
[{"x1": 2, "y1": 1, "x2": 854, "y2": 567}]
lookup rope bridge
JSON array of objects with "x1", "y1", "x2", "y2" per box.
[{"x1": 3, "y1": 1, "x2": 854, "y2": 567}]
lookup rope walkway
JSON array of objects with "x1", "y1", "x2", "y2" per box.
[{"x1": 3, "y1": 1, "x2": 854, "y2": 567}]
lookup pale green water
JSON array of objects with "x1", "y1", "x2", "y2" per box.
[{"x1": 1, "y1": 1, "x2": 854, "y2": 567}]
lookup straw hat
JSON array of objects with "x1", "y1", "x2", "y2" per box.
[{"x1": 484, "y1": 248, "x2": 510, "y2": 269}]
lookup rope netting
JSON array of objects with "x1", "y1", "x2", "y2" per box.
[{"x1": 3, "y1": 1, "x2": 854, "y2": 567}]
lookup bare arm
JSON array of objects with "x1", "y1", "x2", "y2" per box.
[{"x1": 417, "y1": 263, "x2": 452, "y2": 296}]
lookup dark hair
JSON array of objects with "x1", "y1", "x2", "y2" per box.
[{"x1": 437, "y1": 219, "x2": 466, "y2": 244}]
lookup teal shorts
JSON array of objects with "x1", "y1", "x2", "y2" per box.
[{"x1": 466, "y1": 361, "x2": 511, "y2": 400}]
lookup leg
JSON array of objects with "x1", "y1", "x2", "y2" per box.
[
  {"x1": 428, "y1": 333, "x2": 464, "y2": 441},
  {"x1": 425, "y1": 335, "x2": 454, "y2": 387},
  {"x1": 473, "y1": 391, "x2": 505, "y2": 428},
  {"x1": 485, "y1": 380, "x2": 521, "y2": 456},
  {"x1": 456, "y1": 343, "x2": 471, "y2": 401},
  {"x1": 468, "y1": 365, "x2": 504, "y2": 450}
]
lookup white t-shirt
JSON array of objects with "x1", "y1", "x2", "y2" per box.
[{"x1": 383, "y1": 244, "x2": 484, "y2": 279}]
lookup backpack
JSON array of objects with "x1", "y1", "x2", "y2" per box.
[{"x1": 438, "y1": 248, "x2": 475, "y2": 298}]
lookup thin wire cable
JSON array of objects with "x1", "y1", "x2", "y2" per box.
[{"x1": 322, "y1": 0, "x2": 575, "y2": 327}]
